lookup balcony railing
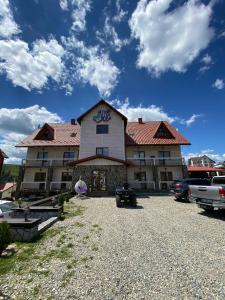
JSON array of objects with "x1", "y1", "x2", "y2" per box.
[
  {"x1": 50, "y1": 181, "x2": 72, "y2": 191},
  {"x1": 127, "y1": 157, "x2": 185, "y2": 166},
  {"x1": 21, "y1": 181, "x2": 47, "y2": 191},
  {"x1": 22, "y1": 158, "x2": 77, "y2": 167},
  {"x1": 128, "y1": 180, "x2": 156, "y2": 190}
]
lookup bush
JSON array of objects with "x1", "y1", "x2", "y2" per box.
[
  {"x1": 58, "y1": 194, "x2": 66, "y2": 207},
  {"x1": 0, "y1": 222, "x2": 12, "y2": 256}
]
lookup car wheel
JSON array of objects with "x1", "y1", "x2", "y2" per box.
[
  {"x1": 116, "y1": 196, "x2": 122, "y2": 207},
  {"x1": 130, "y1": 196, "x2": 137, "y2": 207}
]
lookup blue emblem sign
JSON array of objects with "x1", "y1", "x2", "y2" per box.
[{"x1": 93, "y1": 109, "x2": 111, "y2": 123}]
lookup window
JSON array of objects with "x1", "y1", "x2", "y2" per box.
[
  {"x1": 134, "y1": 172, "x2": 146, "y2": 181},
  {"x1": 37, "y1": 152, "x2": 48, "y2": 159},
  {"x1": 133, "y1": 151, "x2": 146, "y2": 166},
  {"x1": 96, "y1": 125, "x2": 108, "y2": 134},
  {"x1": 63, "y1": 152, "x2": 75, "y2": 159},
  {"x1": 158, "y1": 151, "x2": 170, "y2": 158},
  {"x1": 34, "y1": 172, "x2": 46, "y2": 182},
  {"x1": 160, "y1": 172, "x2": 173, "y2": 181},
  {"x1": 61, "y1": 172, "x2": 72, "y2": 181},
  {"x1": 96, "y1": 147, "x2": 109, "y2": 156}
]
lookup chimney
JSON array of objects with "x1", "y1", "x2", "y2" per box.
[
  {"x1": 138, "y1": 117, "x2": 143, "y2": 124},
  {"x1": 71, "y1": 118, "x2": 76, "y2": 125}
]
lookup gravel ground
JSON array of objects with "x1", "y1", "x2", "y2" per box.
[{"x1": 2, "y1": 196, "x2": 225, "y2": 299}]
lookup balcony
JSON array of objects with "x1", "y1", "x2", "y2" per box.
[
  {"x1": 50, "y1": 181, "x2": 72, "y2": 191},
  {"x1": 22, "y1": 158, "x2": 76, "y2": 167},
  {"x1": 20, "y1": 181, "x2": 72, "y2": 192},
  {"x1": 127, "y1": 157, "x2": 185, "y2": 167}
]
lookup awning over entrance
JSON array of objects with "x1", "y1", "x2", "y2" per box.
[{"x1": 68, "y1": 155, "x2": 131, "y2": 166}]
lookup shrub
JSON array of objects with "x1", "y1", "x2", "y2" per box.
[
  {"x1": 0, "y1": 222, "x2": 12, "y2": 256},
  {"x1": 58, "y1": 194, "x2": 66, "y2": 207}
]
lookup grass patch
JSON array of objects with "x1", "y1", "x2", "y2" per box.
[
  {"x1": 74, "y1": 222, "x2": 85, "y2": 228},
  {"x1": 64, "y1": 204, "x2": 85, "y2": 218},
  {"x1": 91, "y1": 245, "x2": 99, "y2": 251}
]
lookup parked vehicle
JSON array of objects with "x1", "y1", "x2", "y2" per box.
[
  {"x1": 0, "y1": 200, "x2": 17, "y2": 218},
  {"x1": 170, "y1": 180, "x2": 181, "y2": 193},
  {"x1": 189, "y1": 176, "x2": 225, "y2": 211},
  {"x1": 173, "y1": 178, "x2": 211, "y2": 202},
  {"x1": 115, "y1": 184, "x2": 137, "y2": 207}
]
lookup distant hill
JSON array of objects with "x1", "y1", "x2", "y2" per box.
[{"x1": 0, "y1": 164, "x2": 20, "y2": 182}]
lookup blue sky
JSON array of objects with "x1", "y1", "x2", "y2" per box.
[{"x1": 0, "y1": 0, "x2": 224, "y2": 163}]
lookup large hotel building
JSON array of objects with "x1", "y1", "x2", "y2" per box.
[{"x1": 16, "y1": 100, "x2": 190, "y2": 196}]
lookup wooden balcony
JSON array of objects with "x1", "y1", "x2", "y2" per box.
[
  {"x1": 22, "y1": 158, "x2": 76, "y2": 167},
  {"x1": 127, "y1": 157, "x2": 185, "y2": 167}
]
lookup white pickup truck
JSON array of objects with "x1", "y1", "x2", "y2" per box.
[{"x1": 189, "y1": 176, "x2": 225, "y2": 211}]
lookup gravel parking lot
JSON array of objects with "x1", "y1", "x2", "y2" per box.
[{"x1": 2, "y1": 195, "x2": 225, "y2": 299}]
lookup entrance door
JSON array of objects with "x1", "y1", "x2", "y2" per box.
[{"x1": 92, "y1": 170, "x2": 107, "y2": 191}]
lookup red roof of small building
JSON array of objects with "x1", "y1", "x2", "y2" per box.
[
  {"x1": 0, "y1": 149, "x2": 8, "y2": 158},
  {"x1": 188, "y1": 166, "x2": 225, "y2": 172},
  {"x1": 0, "y1": 182, "x2": 16, "y2": 192},
  {"x1": 16, "y1": 120, "x2": 190, "y2": 147}
]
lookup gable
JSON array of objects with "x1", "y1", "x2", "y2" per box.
[
  {"x1": 34, "y1": 124, "x2": 54, "y2": 141},
  {"x1": 77, "y1": 99, "x2": 127, "y2": 125},
  {"x1": 154, "y1": 122, "x2": 175, "y2": 139}
]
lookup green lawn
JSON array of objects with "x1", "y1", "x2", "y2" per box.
[{"x1": 1, "y1": 164, "x2": 20, "y2": 182}]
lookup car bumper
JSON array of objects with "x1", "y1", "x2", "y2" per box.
[{"x1": 196, "y1": 199, "x2": 225, "y2": 209}]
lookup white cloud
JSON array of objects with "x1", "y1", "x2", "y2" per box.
[
  {"x1": 62, "y1": 36, "x2": 120, "y2": 97},
  {"x1": 0, "y1": 105, "x2": 63, "y2": 164},
  {"x1": 110, "y1": 98, "x2": 202, "y2": 127},
  {"x1": 213, "y1": 79, "x2": 224, "y2": 90},
  {"x1": 0, "y1": 0, "x2": 20, "y2": 38},
  {"x1": 179, "y1": 114, "x2": 202, "y2": 127},
  {"x1": 0, "y1": 38, "x2": 65, "y2": 91},
  {"x1": 97, "y1": 16, "x2": 129, "y2": 52},
  {"x1": 129, "y1": 0, "x2": 214, "y2": 76},
  {"x1": 185, "y1": 149, "x2": 225, "y2": 164},
  {"x1": 59, "y1": 0, "x2": 68, "y2": 10},
  {"x1": 113, "y1": 0, "x2": 128, "y2": 23},
  {"x1": 59, "y1": 0, "x2": 91, "y2": 32},
  {"x1": 109, "y1": 98, "x2": 175, "y2": 123},
  {"x1": 201, "y1": 54, "x2": 212, "y2": 65}
]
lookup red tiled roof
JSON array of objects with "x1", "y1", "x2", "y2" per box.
[
  {"x1": 188, "y1": 166, "x2": 225, "y2": 172},
  {"x1": 16, "y1": 123, "x2": 80, "y2": 147},
  {"x1": 0, "y1": 149, "x2": 8, "y2": 158},
  {"x1": 16, "y1": 121, "x2": 190, "y2": 147},
  {"x1": 0, "y1": 182, "x2": 16, "y2": 192},
  {"x1": 68, "y1": 155, "x2": 131, "y2": 166},
  {"x1": 126, "y1": 121, "x2": 190, "y2": 145}
]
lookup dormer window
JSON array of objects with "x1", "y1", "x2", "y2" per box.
[
  {"x1": 34, "y1": 124, "x2": 54, "y2": 140},
  {"x1": 154, "y1": 122, "x2": 175, "y2": 139}
]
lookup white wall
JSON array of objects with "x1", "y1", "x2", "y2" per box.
[
  {"x1": 79, "y1": 103, "x2": 126, "y2": 160},
  {"x1": 26, "y1": 146, "x2": 79, "y2": 160},
  {"x1": 126, "y1": 145, "x2": 182, "y2": 158}
]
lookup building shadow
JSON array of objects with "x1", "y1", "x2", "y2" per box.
[
  {"x1": 118, "y1": 204, "x2": 144, "y2": 209},
  {"x1": 198, "y1": 210, "x2": 225, "y2": 221}
]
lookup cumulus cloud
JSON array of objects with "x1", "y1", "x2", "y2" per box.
[
  {"x1": 0, "y1": 0, "x2": 20, "y2": 38},
  {"x1": 62, "y1": 36, "x2": 120, "y2": 97},
  {"x1": 129, "y1": 0, "x2": 214, "y2": 76},
  {"x1": 213, "y1": 79, "x2": 224, "y2": 90},
  {"x1": 185, "y1": 149, "x2": 225, "y2": 164},
  {"x1": 0, "y1": 38, "x2": 65, "y2": 91},
  {"x1": 0, "y1": 105, "x2": 63, "y2": 164},
  {"x1": 109, "y1": 98, "x2": 202, "y2": 127},
  {"x1": 109, "y1": 98, "x2": 175, "y2": 123}
]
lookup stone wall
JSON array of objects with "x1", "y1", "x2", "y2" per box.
[{"x1": 73, "y1": 165, "x2": 127, "y2": 193}]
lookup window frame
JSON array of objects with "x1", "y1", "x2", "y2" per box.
[
  {"x1": 96, "y1": 147, "x2": 109, "y2": 156},
  {"x1": 96, "y1": 124, "x2": 109, "y2": 134}
]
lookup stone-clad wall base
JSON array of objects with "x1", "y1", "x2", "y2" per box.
[
  {"x1": 10, "y1": 226, "x2": 39, "y2": 242},
  {"x1": 73, "y1": 165, "x2": 127, "y2": 193}
]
